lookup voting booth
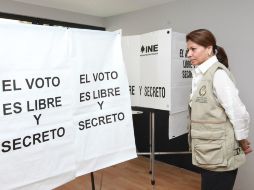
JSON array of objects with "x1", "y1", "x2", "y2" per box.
[
  {"x1": 122, "y1": 29, "x2": 192, "y2": 184},
  {"x1": 122, "y1": 28, "x2": 192, "y2": 139},
  {"x1": 0, "y1": 21, "x2": 136, "y2": 190}
]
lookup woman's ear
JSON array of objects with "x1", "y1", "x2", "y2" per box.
[{"x1": 207, "y1": 45, "x2": 213, "y2": 56}]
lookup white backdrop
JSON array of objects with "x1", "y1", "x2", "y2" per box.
[{"x1": 0, "y1": 22, "x2": 136, "y2": 190}]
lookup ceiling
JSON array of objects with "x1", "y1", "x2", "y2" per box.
[{"x1": 12, "y1": 0, "x2": 176, "y2": 17}]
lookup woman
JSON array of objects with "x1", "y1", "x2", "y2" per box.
[{"x1": 186, "y1": 29, "x2": 252, "y2": 190}]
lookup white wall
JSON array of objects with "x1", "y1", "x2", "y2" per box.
[
  {"x1": 0, "y1": 0, "x2": 253, "y2": 189},
  {"x1": 0, "y1": 0, "x2": 104, "y2": 27},
  {"x1": 105, "y1": 1, "x2": 254, "y2": 190}
]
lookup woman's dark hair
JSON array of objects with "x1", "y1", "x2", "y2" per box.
[{"x1": 186, "y1": 29, "x2": 228, "y2": 68}]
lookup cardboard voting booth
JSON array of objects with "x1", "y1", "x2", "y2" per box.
[
  {"x1": 122, "y1": 28, "x2": 192, "y2": 139},
  {"x1": 0, "y1": 21, "x2": 136, "y2": 190}
]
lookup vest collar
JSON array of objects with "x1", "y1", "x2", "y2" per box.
[{"x1": 194, "y1": 56, "x2": 218, "y2": 75}]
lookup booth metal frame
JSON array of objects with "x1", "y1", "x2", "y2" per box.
[{"x1": 136, "y1": 111, "x2": 191, "y2": 186}]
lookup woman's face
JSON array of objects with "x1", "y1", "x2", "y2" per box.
[{"x1": 187, "y1": 40, "x2": 212, "y2": 66}]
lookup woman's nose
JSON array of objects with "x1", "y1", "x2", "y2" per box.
[{"x1": 187, "y1": 51, "x2": 192, "y2": 58}]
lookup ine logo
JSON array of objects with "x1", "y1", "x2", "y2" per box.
[{"x1": 140, "y1": 44, "x2": 158, "y2": 56}]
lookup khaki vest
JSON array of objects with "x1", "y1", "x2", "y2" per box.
[{"x1": 189, "y1": 62, "x2": 245, "y2": 171}]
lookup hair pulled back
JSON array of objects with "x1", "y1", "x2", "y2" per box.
[{"x1": 186, "y1": 29, "x2": 228, "y2": 68}]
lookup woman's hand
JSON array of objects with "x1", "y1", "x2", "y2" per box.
[{"x1": 239, "y1": 139, "x2": 252, "y2": 154}]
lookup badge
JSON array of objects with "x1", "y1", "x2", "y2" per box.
[{"x1": 199, "y1": 85, "x2": 206, "y2": 96}]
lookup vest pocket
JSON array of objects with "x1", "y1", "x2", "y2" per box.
[
  {"x1": 191, "y1": 126, "x2": 227, "y2": 168},
  {"x1": 194, "y1": 143, "x2": 224, "y2": 165}
]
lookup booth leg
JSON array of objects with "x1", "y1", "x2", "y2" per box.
[
  {"x1": 149, "y1": 112, "x2": 152, "y2": 174},
  {"x1": 90, "y1": 172, "x2": 95, "y2": 190},
  {"x1": 151, "y1": 112, "x2": 155, "y2": 185}
]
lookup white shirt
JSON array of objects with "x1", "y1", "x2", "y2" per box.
[{"x1": 190, "y1": 56, "x2": 250, "y2": 140}]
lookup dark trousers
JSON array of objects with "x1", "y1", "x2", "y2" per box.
[{"x1": 201, "y1": 169, "x2": 238, "y2": 190}]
